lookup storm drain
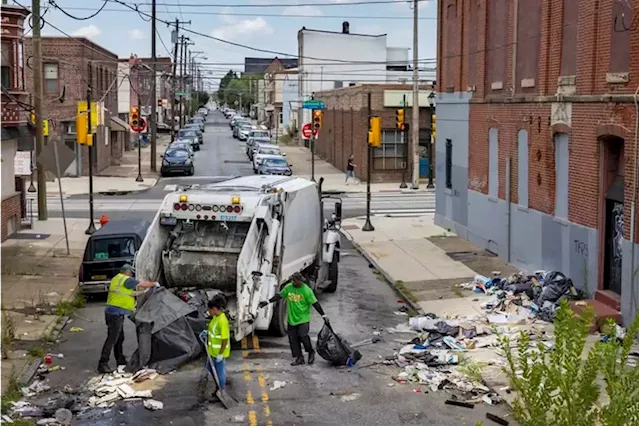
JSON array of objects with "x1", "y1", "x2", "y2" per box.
[{"x1": 447, "y1": 250, "x2": 496, "y2": 261}]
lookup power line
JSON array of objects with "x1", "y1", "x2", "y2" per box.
[
  {"x1": 55, "y1": 6, "x2": 432, "y2": 20},
  {"x1": 137, "y1": 0, "x2": 421, "y2": 8},
  {"x1": 48, "y1": 0, "x2": 108, "y2": 20}
]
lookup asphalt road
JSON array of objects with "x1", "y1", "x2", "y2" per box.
[
  {"x1": 39, "y1": 240, "x2": 508, "y2": 426},
  {"x1": 29, "y1": 114, "x2": 435, "y2": 221}
]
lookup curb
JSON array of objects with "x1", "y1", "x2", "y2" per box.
[{"x1": 340, "y1": 228, "x2": 425, "y2": 315}]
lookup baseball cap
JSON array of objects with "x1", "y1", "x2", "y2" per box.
[{"x1": 120, "y1": 263, "x2": 134, "y2": 273}]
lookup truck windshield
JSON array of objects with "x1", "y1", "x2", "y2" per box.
[{"x1": 92, "y1": 237, "x2": 136, "y2": 260}]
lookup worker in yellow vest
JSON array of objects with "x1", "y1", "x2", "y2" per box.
[
  {"x1": 203, "y1": 296, "x2": 230, "y2": 391},
  {"x1": 98, "y1": 264, "x2": 159, "y2": 374}
]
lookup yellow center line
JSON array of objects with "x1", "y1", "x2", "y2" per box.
[
  {"x1": 248, "y1": 410, "x2": 258, "y2": 426},
  {"x1": 252, "y1": 334, "x2": 261, "y2": 352},
  {"x1": 241, "y1": 336, "x2": 249, "y2": 358},
  {"x1": 246, "y1": 390, "x2": 255, "y2": 405}
]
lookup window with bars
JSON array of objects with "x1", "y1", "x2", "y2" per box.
[{"x1": 373, "y1": 130, "x2": 406, "y2": 171}]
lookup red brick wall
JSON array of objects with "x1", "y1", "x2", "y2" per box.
[
  {"x1": 1, "y1": 193, "x2": 20, "y2": 241},
  {"x1": 313, "y1": 85, "x2": 433, "y2": 183}
]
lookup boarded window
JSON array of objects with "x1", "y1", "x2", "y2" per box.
[
  {"x1": 610, "y1": 0, "x2": 632, "y2": 73},
  {"x1": 555, "y1": 133, "x2": 569, "y2": 219},
  {"x1": 560, "y1": 0, "x2": 579, "y2": 76},
  {"x1": 486, "y1": 0, "x2": 508, "y2": 90},
  {"x1": 373, "y1": 130, "x2": 406, "y2": 171},
  {"x1": 517, "y1": 130, "x2": 529, "y2": 207},
  {"x1": 488, "y1": 128, "x2": 499, "y2": 198},
  {"x1": 445, "y1": 139, "x2": 453, "y2": 189},
  {"x1": 467, "y1": 0, "x2": 478, "y2": 87},
  {"x1": 516, "y1": 0, "x2": 541, "y2": 89}
]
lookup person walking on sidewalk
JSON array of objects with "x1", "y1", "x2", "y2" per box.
[
  {"x1": 259, "y1": 272, "x2": 329, "y2": 366},
  {"x1": 98, "y1": 264, "x2": 159, "y2": 374},
  {"x1": 345, "y1": 154, "x2": 358, "y2": 185}
]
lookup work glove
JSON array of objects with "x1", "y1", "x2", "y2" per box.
[
  {"x1": 258, "y1": 301, "x2": 268, "y2": 309},
  {"x1": 322, "y1": 315, "x2": 330, "y2": 326},
  {"x1": 199, "y1": 330, "x2": 207, "y2": 342},
  {"x1": 215, "y1": 355, "x2": 224, "y2": 363}
]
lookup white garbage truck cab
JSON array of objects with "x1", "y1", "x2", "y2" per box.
[{"x1": 135, "y1": 175, "x2": 342, "y2": 340}]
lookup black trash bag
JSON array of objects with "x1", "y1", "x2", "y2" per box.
[
  {"x1": 505, "y1": 281, "x2": 535, "y2": 299},
  {"x1": 316, "y1": 324, "x2": 362, "y2": 367},
  {"x1": 434, "y1": 321, "x2": 459, "y2": 337},
  {"x1": 535, "y1": 271, "x2": 573, "y2": 306}
]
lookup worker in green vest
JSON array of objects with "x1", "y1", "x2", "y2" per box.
[
  {"x1": 98, "y1": 264, "x2": 159, "y2": 374},
  {"x1": 201, "y1": 295, "x2": 230, "y2": 392}
]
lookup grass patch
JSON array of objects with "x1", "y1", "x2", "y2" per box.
[
  {"x1": 453, "y1": 287, "x2": 465, "y2": 297},
  {"x1": 0, "y1": 373, "x2": 22, "y2": 415},
  {"x1": 27, "y1": 345, "x2": 45, "y2": 359},
  {"x1": 55, "y1": 292, "x2": 85, "y2": 317},
  {"x1": 1, "y1": 310, "x2": 16, "y2": 360},
  {"x1": 394, "y1": 280, "x2": 418, "y2": 304},
  {"x1": 457, "y1": 360, "x2": 487, "y2": 383}
]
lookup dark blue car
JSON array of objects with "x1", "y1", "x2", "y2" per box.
[
  {"x1": 257, "y1": 157, "x2": 292, "y2": 176},
  {"x1": 161, "y1": 148, "x2": 194, "y2": 177}
]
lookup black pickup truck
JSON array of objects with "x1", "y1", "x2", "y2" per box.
[{"x1": 78, "y1": 219, "x2": 150, "y2": 294}]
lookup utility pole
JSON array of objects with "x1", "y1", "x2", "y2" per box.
[
  {"x1": 85, "y1": 65, "x2": 96, "y2": 235},
  {"x1": 32, "y1": 0, "x2": 46, "y2": 220},
  {"x1": 362, "y1": 92, "x2": 374, "y2": 232},
  {"x1": 150, "y1": 0, "x2": 157, "y2": 171},
  {"x1": 170, "y1": 19, "x2": 179, "y2": 142},
  {"x1": 411, "y1": 0, "x2": 420, "y2": 190},
  {"x1": 178, "y1": 36, "x2": 184, "y2": 128},
  {"x1": 400, "y1": 94, "x2": 408, "y2": 189}
]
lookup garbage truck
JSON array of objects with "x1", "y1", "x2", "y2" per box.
[{"x1": 134, "y1": 175, "x2": 342, "y2": 340}]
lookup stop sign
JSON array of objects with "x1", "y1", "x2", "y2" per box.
[{"x1": 301, "y1": 123, "x2": 316, "y2": 139}]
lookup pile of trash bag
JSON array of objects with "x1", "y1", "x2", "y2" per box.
[{"x1": 316, "y1": 324, "x2": 362, "y2": 367}]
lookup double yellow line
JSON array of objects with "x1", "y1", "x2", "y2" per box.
[{"x1": 241, "y1": 335, "x2": 273, "y2": 426}]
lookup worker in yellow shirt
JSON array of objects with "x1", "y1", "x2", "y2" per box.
[{"x1": 204, "y1": 296, "x2": 230, "y2": 390}]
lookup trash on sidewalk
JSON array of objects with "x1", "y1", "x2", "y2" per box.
[
  {"x1": 69, "y1": 327, "x2": 84, "y2": 332},
  {"x1": 269, "y1": 381, "x2": 287, "y2": 391},
  {"x1": 143, "y1": 399, "x2": 163, "y2": 411},
  {"x1": 316, "y1": 324, "x2": 362, "y2": 367},
  {"x1": 339, "y1": 392, "x2": 361, "y2": 402}
]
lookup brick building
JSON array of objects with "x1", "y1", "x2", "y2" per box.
[
  {"x1": 24, "y1": 37, "x2": 129, "y2": 176},
  {"x1": 1, "y1": 3, "x2": 30, "y2": 241},
  {"x1": 313, "y1": 84, "x2": 435, "y2": 183},
  {"x1": 434, "y1": 0, "x2": 638, "y2": 323}
]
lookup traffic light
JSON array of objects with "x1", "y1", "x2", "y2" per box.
[
  {"x1": 130, "y1": 106, "x2": 140, "y2": 129},
  {"x1": 157, "y1": 99, "x2": 162, "y2": 107},
  {"x1": 431, "y1": 114, "x2": 436, "y2": 142},
  {"x1": 368, "y1": 116, "x2": 381, "y2": 147},
  {"x1": 313, "y1": 110, "x2": 323, "y2": 130},
  {"x1": 396, "y1": 108, "x2": 404, "y2": 130}
]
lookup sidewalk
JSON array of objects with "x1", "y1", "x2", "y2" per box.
[
  {"x1": 281, "y1": 144, "x2": 432, "y2": 194},
  {"x1": 1, "y1": 218, "x2": 93, "y2": 394},
  {"x1": 30, "y1": 176, "x2": 157, "y2": 198},
  {"x1": 339, "y1": 214, "x2": 528, "y2": 405},
  {"x1": 98, "y1": 134, "x2": 170, "y2": 180}
]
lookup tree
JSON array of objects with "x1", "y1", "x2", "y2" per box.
[{"x1": 217, "y1": 70, "x2": 237, "y2": 105}]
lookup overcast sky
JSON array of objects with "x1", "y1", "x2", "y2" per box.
[{"x1": 14, "y1": 0, "x2": 437, "y2": 90}]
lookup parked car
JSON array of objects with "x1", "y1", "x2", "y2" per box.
[
  {"x1": 249, "y1": 140, "x2": 277, "y2": 161},
  {"x1": 238, "y1": 125, "x2": 253, "y2": 141},
  {"x1": 249, "y1": 129, "x2": 270, "y2": 140},
  {"x1": 78, "y1": 219, "x2": 150, "y2": 294},
  {"x1": 189, "y1": 117, "x2": 205, "y2": 132},
  {"x1": 161, "y1": 147, "x2": 194, "y2": 177},
  {"x1": 245, "y1": 136, "x2": 271, "y2": 158},
  {"x1": 176, "y1": 136, "x2": 199, "y2": 152},
  {"x1": 233, "y1": 120, "x2": 251, "y2": 138},
  {"x1": 257, "y1": 157, "x2": 292, "y2": 176},
  {"x1": 180, "y1": 126, "x2": 203, "y2": 144},
  {"x1": 253, "y1": 144, "x2": 285, "y2": 171},
  {"x1": 169, "y1": 142, "x2": 194, "y2": 157}
]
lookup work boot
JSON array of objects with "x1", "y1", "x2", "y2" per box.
[
  {"x1": 290, "y1": 357, "x2": 305, "y2": 366},
  {"x1": 116, "y1": 358, "x2": 128, "y2": 367},
  {"x1": 98, "y1": 363, "x2": 114, "y2": 374},
  {"x1": 307, "y1": 351, "x2": 315, "y2": 365}
]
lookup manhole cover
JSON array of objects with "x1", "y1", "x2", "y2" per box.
[{"x1": 10, "y1": 233, "x2": 50, "y2": 240}]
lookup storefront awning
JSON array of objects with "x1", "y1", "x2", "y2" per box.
[{"x1": 110, "y1": 116, "x2": 130, "y2": 132}]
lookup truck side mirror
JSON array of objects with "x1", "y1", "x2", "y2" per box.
[{"x1": 334, "y1": 202, "x2": 342, "y2": 221}]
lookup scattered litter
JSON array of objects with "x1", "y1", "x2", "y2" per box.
[
  {"x1": 69, "y1": 327, "x2": 84, "y2": 332},
  {"x1": 143, "y1": 399, "x2": 163, "y2": 411},
  {"x1": 339, "y1": 392, "x2": 361, "y2": 402},
  {"x1": 54, "y1": 408, "x2": 73, "y2": 425},
  {"x1": 231, "y1": 415, "x2": 246, "y2": 423},
  {"x1": 445, "y1": 399, "x2": 474, "y2": 409},
  {"x1": 486, "y1": 412, "x2": 510, "y2": 425},
  {"x1": 1, "y1": 415, "x2": 13, "y2": 423},
  {"x1": 36, "y1": 419, "x2": 58, "y2": 425},
  {"x1": 270, "y1": 381, "x2": 287, "y2": 391},
  {"x1": 24, "y1": 320, "x2": 33, "y2": 324},
  {"x1": 132, "y1": 368, "x2": 158, "y2": 382}
]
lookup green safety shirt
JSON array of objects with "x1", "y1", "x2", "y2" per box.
[
  {"x1": 280, "y1": 282, "x2": 317, "y2": 326},
  {"x1": 106, "y1": 273, "x2": 136, "y2": 312},
  {"x1": 207, "y1": 313, "x2": 231, "y2": 358}
]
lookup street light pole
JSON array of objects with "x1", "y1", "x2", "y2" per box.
[
  {"x1": 150, "y1": 0, "x2": 157, "y2": 172},
  {"x1": 427, "y1": 93, "x2": 435, "y2": 189},
  {"x1": 410, "y1": 0, "x2": 420, "y2": 190},
  {"x1": 85, "y1": 64, "x2": 96, "y2": 235},
  {"x1": 136, "y1": 91, "x2": 144, "y2": 182},
  {"x1": 362, "y1": 92, "x2": 374, "y2": 232},
  {"x1": 400, "y1": 94, "x2": 408, "y2": 189}
]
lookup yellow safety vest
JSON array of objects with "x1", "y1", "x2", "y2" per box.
[
  {"x1": 207, "y1": 313, "x2": 230, "y2": 358},
  {"x1": 106, "y1": 273, "x2": 136, "y2": 312}
]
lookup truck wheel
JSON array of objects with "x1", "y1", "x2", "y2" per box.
[
  {"x1": 324, "y1": 251, "x2": 339, "y2": 293},
  {"x1": 269, "y1": 298, "x2": 287, "y2": 337}
]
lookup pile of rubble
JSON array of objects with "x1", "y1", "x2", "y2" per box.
[
  {"x1": 381, "y1": 270, "x2": 582, "y2": 407},
  {"x1": 5, "y1": 367, "x2": 163, "y2": 425}
]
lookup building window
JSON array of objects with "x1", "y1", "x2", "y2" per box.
[
  {"x1": 17, "y1": 42, "x2": 24, "y2": 90},
  {"x1": 348, "y1": 82, "x2": 356, "y2": 87},
  {"x1": 560, "y1": 0, "x2": 578, "y2": 76},
  {"x1": 517, "y1": 130, "x2": 529, "y2": 207},
  {"x1": 554, "y1": 133, "x2": 569, "y2": 219},
  {"x1": 445, "y1": 139, "x2": 452, "y2": 189},
  {"x1": 373, "y1": 130, "x2": 406, "y2": 170},
  {"x1": 488, "y1": 127, "x2": 499, "y2": 198},
  {"x1": 334, "y1": 80, "x2": 343, "y2": 89},
  {"x1": 44, "y1": 63, "x2": 59, "y2": 94},
  {"x1": 1, "y1": 41, "x2": 12, "y2": 89}
]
